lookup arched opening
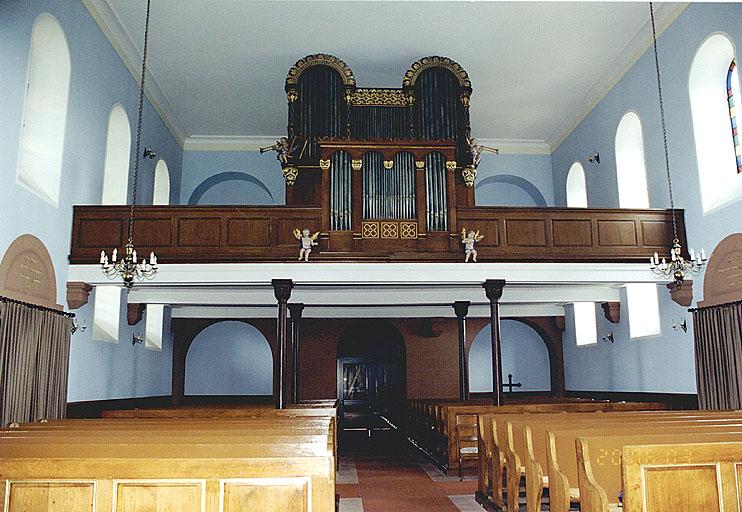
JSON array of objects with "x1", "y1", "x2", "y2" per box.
[
  {"x1": 336, "y1": 320, "x2": 406, "y2": 431},
  {"x1": 185, "y1": 321, "x2": 273, "y2": 396},
  {"x1": 469, "y1": 320, "x2": 552, "y2": 393},
  {"x1": 152, "y1": 159, "x2": 170, "y2": 205},
  {"x1": 101, "y1": 104, "x2": 131, "y2": 205},
  {"x1": 566, "y1": 162, "x2": 588, "y2": 207},
  {"x1": 187, "y1": 171, "x2": 275, "y2": 205},
  {"x1": 615, "y1": 111, "x2": 649, "y2": 208},
  {"x1": 475, "y1": 175, "x2": 548, "y2": 207},
  {"x1": 690, "y1": 33, "x2": 742, "y2": 212},
  {"x1": 17, "y1": 13, "x2": 71, "y2": 207}
]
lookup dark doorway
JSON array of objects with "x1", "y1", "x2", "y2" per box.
[{"x1": 337, "y1": 320, "x2": 406, "y2": 436}]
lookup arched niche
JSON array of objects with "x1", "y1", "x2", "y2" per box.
[
  {"x1": 468, "y1": 318, "x2": 564, "y2": 395},
  {"x1": 0, "y1": 234, "x2": 59, "y2": 310},
  {"x1": 187, "y1": 171, "x2": 275, "y2": 205},
  {"x1": 184, "y1": 320, "x2": 273, "y2": 396},
  {"x1": 475, "y1": 175, "x2": 548, "y2": 207},
  {"x1": 700, "y1": 233, "x2": 742, "y2": 307}
]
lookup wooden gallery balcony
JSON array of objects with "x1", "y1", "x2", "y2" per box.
[{"x1": 69, "y1": 205, "x2": 686, "y2": 264}]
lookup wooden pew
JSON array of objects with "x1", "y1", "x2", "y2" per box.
[
  {"x1": 622, "y1": 441, "x2": 742, "y2": 512},
  {"x1": 489, "y1": 411, "x2": 742, "y2": 512},
  {"x1": 1, "y1": 411, "x2": 337, "y2": 511}
]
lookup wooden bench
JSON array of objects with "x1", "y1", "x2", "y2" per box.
[{"x1": 1, "y1": 411, "x2": 337, "y2": 511}]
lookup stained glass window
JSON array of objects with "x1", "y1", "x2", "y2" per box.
[{"x1": 727, "y1": 60, "x2": 742, "y2": 173}]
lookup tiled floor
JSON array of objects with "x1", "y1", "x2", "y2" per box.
[{"x1": 336, "y1": 453, "x2": 479, "y2": 512}]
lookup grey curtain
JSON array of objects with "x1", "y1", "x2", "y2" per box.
[
  {"x1": 0, "y1": 299, "x2": 72, "y2": 426},
  {"x1": 692, "y1": 301, "x2": 742, "y2": 409}
]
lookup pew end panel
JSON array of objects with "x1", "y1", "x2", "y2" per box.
[{"x1": 622, "y1": 442, "x2": 742, "y2": 512}]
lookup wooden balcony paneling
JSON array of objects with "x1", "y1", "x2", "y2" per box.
[{"x1": 69, "y1": 205, "x2": 686, "y2": 264}]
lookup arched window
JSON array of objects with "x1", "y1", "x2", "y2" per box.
[
  {"x1": 566, "y1": 162, "x2": 588, "y2": 207},
  {"x1": 727, "y1": 60, "x2": 742, "y2": 173},
  {"x1": 615, "y1": 112, "x2": 649, "y2": 208},
  {"x1": 16, "y1": 14, "x2": 71, "y2": 207},
  {"x1": 101, "y1": 104, "x2": 131, "y2": 205},
  {"x1": 690, "y1": 33, "x2": 742, "y2": 212},
  {"x1": 152, "y1": 159, "x2": 170, "y2": 205}
]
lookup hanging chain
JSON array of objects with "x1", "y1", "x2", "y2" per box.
[
  {"x1": 128, "y1": 0, "x2": 152, "y2": 245},
  {"x1": 649, "y1": 2, "x2": 678, "y2": 242}
]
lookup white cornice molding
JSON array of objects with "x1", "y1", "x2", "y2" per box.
[
  {"x1": 547, "y1": 2, "x2": 688, "y2": 150},
  {"x1": 183, "y1": 135, "x2": 551, "y2": 155},
  {"x1": 83, "y1": 0, "x2": 188, "y2": 147}
]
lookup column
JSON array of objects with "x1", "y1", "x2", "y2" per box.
[
  {"x1": 320, "y1": 159, "x2": 331, "y2": 234},
  {"x1": 288, "y1": 303, "x2": 305, "y2": 404},
  {"x1": 272, "y1": 279, "x2": 294, "y2": 409},
  {"x1": 351, "y1": 159, "x2": 363, "y2": 233},
  {"x1": 445, "y1": 160, "x2": 458, "y2": 232},
  {"x1": 483, "y1": 279, "x2": 506, "y2": 406},
  {"x1": 454, "y1": 301, "x2": 471, "y2": 401}
]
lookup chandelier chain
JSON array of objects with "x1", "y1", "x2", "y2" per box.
[
  {"x1": 128, "y1": 0, "x2": 152, "y2": 246},
  {"x1": 649, "y1": 2, "x2": 678, "y2": 242}
]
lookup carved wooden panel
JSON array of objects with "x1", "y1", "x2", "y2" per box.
[
  {"x1": 0, "y1": 234, "x2": 59, "y2": 310},
  {"x1": 227, "y1": 218, "x2": 271, "y2": 247},
  {"x1": 80, "y1": 219, "x2": 123, "y2": 248},
  {"x1": 177, "y1": 218, "x2": 221, "y2": 247},
  {"x1": 221, "y1": 478, "x2": 309, "y2": 512},
  {"x1": 132, "y1": 219, "x2": 172, "y2": 246},
  {"x1": 643, "y1": 466, "x2": 720, "y2": 511},
  {"x1": 6, "y1": 481, "x2": 95, "y2": 511},
  {"x1": 597, "y1": 220, "x2": 637, "y2": 246},
  {"x1": 114, "y1": 480, "x2": 204, "y2": 512},
  {"x1": 700, "y1": 232, "x2": 742, "y2": 307},
  {"x1": 277, "y1": 219, "x2": 320, "y2": 247},
  {"x1": 505, "y1": 219, "x2": 547, "y2": 247},
  {"x1": 462, "y1": 220, "x2": 499, "y2": 247},
  {"x1": 552, "y1": 219, "x2": 592, "y2": 247},
  {"x1": 641, "y1": 220, "x2": 674, "y2": 247}
]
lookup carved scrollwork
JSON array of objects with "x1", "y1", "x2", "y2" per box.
[
  {"x1": 285, "y1": 53, "x2": 356, "y2": 87},
  {"x1": 402, "y1": 56, "x2": 472, "y2": 89},
  {"x1": 350, "y1": 88, "x2": 408, "y2": 107},
  {"x1": 282, "y1": 165, "x2": 299, "y2": 186},
  {"x1": 462, "y1": 165, "x2": 477, "y2": 187}
]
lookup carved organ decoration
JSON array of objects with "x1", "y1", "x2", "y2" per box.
[{"x1": 282, "y1": 54, "x2": 475, "y2": 237}]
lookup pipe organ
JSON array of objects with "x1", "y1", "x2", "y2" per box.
[{"x1": 283, "y1": 55, "x2": 475, "y2": 247}]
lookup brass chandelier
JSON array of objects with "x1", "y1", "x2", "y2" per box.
[
  {"x1": 646, "y1": 2, "x2": 706, "y2": 288},
  {"x1": 100, "y1": 0, "x2": 158, "y2": 288}
]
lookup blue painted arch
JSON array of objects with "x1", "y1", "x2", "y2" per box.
[
  {"x1": 187, "y1": 171, "x2": 275, "y2": 205},
  {"x1": 475, "y1": 174, "x2": 548, "y2": 207}
]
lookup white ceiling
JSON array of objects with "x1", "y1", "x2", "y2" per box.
[{"x1": 84, "y1": 0, "x2": 686, "y2": 150}]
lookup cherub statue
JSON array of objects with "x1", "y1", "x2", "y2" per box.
[
  {"x1": 466, "y1": 135, "x2": 499, "y2": 167},
  {"x1": 461, "y1": 228, "x2": 484, "y2": 262},
  {"x1": 293, "y1": 228, "x2": 319, "y2": 261},
  {"x1": 260, "y1": 136, "x2": 291, "y2": 165}
]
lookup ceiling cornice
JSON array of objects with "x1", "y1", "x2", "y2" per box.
[
  {"x1": 83, "y1": 0, "x2": 189, "y2": 147},
  {"x1": 547, "y1": 2, "x2": 688, "y2": 150},
  {"x1": 183, "y1": 135, "x2": 551, "y2": 155}
]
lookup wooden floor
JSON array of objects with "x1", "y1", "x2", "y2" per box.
[{"x1": 337, "y1": 429, "x2": 479, "y2": 512}]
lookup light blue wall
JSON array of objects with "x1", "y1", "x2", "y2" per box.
[
  {"x1": 180, "y1": 151, "x2": 286, "y2": 205},
  {"x1": 552, "y1": 3, "x2": 742, "y2": 393},
  {"x1": 185, "y1": 321, "x2": 273, "y2": 396},
  {"x1": 475, "y1": 153, "x2": 554, "y2": 206},
  {"x1": 1, "y1": 0, "x2": 182, "y2": 401},
  {"x1": 469, "y1": 320, "x2": 551, "y2": 392}
]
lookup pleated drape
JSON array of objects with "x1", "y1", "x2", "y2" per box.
[
  {"x1": 0, "y1": 300, "x2": 72, "y2": 426},
  {"x1": 692, "y1": 302, "x2": 742, "y2": 410}
]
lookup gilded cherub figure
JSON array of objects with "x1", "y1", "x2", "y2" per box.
[
  {"x1": 293, "y1": 228, "x2": 319, "y2": 261},
  {"x1": 461, "y1": 228, "x2": 484, "y2": 262}
]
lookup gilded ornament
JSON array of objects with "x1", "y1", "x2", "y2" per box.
[
  {"x1": 350, "y1": 88, "x2": 408, "y2": 107},
  {"x1": 282, "y1": 165, "x2": 299, "y2": 186},
  {"x1": 286, "y1": 88, "x2": 298, "y2": 103},
  {"x1": 445, "y1": 160, "x2": 457, "y2": 171},
  {"x1": 383, "y1": 160, "x2": 394, "y2": 170},
  {"x1": 415, "y1": 161, "x2": 425, "y2": 170},
  {"x1": 402, "y1": 56, "x2": 472, "y2": 89},
  {"x1": 319, "y1": 159, "x2": 332, "y2": 171},
  {"x1": 285, "y1": 53, "x2": 356, "y2": 87},
  {"x1": 460, "y1": 92, "x2": 471, "y2": 107},
  {"x1": 351, "y1": 159, "x2": 363, "y2": 171},
  {"x1": 462, "y1": 165, "x2": 477, "y2": 187}
]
